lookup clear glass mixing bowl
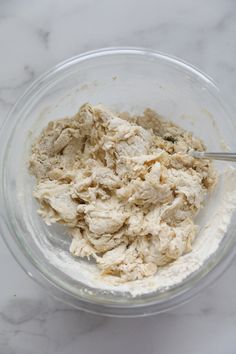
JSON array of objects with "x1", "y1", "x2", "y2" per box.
[{"x1": 1, "y1": 48, "x2": 236, "y2": 317}]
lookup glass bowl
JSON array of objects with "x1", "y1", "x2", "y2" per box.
[{"x1": 1, "y1": 48, "x2": 236, "y2": 317}]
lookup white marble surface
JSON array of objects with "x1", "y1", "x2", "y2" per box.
[{"x1": 1, "y1": 0, "x2": 236, "y2": 353}]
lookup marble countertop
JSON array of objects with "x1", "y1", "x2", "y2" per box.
[{"x1": 1, "y1": 0, "x2": 236, "y2": 353}]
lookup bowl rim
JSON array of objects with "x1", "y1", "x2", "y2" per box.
[{"x1": 1, "y1": 47, "x2": 236, "y2": 317}]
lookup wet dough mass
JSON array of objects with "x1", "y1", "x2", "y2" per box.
[{"x1": 29, "y1": 104, "x2": 216, "y2": 282}]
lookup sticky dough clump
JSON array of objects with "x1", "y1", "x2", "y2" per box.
[{"x1": 29, "y1": 104, "x2": 216, "y2": 282}]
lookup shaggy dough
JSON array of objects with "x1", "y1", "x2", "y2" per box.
[{"x1": 29, "y1": 104, "x2": 216, "y2": 282}]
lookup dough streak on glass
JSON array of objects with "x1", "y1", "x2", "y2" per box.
[{"x1": 29, "y1": 104, "x2": 216, "y2": 282}]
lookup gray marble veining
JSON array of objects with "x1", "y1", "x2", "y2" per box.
[{"x1": 1, "y1": 0, "x2": 236, "y2": 353}]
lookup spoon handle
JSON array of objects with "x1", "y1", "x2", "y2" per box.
[{"x1": 191, "y1": 151, "x2": 236, "y2": 162}]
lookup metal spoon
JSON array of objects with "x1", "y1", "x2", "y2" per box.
[{"x1": 190, "y1": 151, "x2": 236, "y2": 162}]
